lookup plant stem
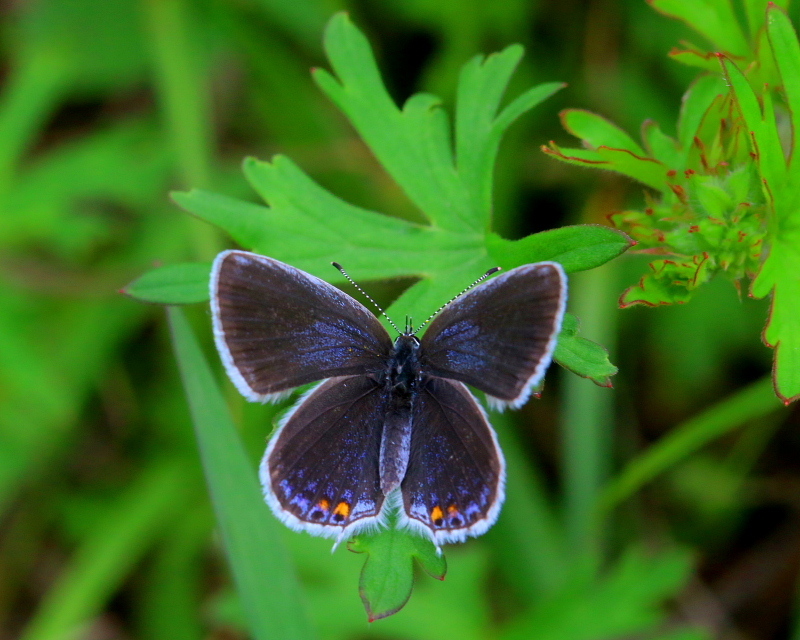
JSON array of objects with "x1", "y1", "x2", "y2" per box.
[
  {"x1": 561, "y1": 261, "x2": 618, "y2": 565},
  {"x1": 598, "y1": 375, "x2": 781, "y2": 513}
]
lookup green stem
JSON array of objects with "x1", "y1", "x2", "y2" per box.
[
  {"x1": 140, "y1": 0, "x2": 217, "y2": 258},
  {"x1": 561, "y1": 262, "x2": 618, "y2": 563},
  {"x1": 598, "y1": 375, "x2": 781, "y2": 513}
]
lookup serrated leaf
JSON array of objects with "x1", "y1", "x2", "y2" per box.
[
  {"x1": 314, "y1": 14, "x2": 473, "y2": 232},
  {"x1": 457, "y1": 45, "x2": 564, "y2": 223},
  {"x1": 553, "y1": 313, "x2": 617, "y2": 387},
  {"x1": 348, "y1": 527, "x2": 445, "y2": 621},
  {"x1": 751, "y1": 238, "x2": 800, "y2": 403},
  {"x1": 486, "y1": 225, "x2": 634, "y2": 273},
  {"x1": 122, "y1": 262, "x2": 211, "y2": 304}
]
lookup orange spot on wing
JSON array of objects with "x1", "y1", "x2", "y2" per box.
[
  {"x1": 431, "y1": 506, "x2": 444, "y2": 525},
  {"x1": 317, "y1": 498, "x2": 330, "y2": 511},
  {"x1": 447, "y1": 504, "x2": 459, "y2": 515},
  {"x1": 333, "y1": 501, "x2": 350, "y2": 518}
]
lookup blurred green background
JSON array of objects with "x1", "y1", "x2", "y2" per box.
[{"x1": 1, "y1": 0, "x2": 798, "y2": 638}]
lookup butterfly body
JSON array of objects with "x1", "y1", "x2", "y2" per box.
[{"x1": 210, "y1": 250, "x2": 567, "y2": 548}]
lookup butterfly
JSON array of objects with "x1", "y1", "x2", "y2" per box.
[{"x1": 210, "y1": 250, "x2": 566, "y2": 548}]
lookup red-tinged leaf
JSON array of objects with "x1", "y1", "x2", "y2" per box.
[
  {"x1": 595, "y1": 146, "x2": 668, "y2": 190},
  {"x1": 751, "y1": 238, "x2": 800, "y2": 403},
  {"x1": 619, "y1": 254, "x2": 713, "y2": 307},
  {"x1": 560, "y1": 109, "x2": 646, "y2": 156},
  {"x1": 669, "y1": 46, "x2": 723, "y2": 72},
  {"x1": 541, "y1": 142, "x2": 606, "y2": 165},
  {"x1": 767, "y1": 4, "x2": 800, "y2": 166}
]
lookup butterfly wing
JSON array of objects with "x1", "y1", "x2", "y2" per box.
[
  {"x1": 399, "y1": 377, "x2": 505, "y2": 546},
  {"x1": 419, "y1": 262, "x2": 566, "y2": 409},
  {"x1": 261, "y1": 375, "x2": 390, "y2": 540},
  {"x1": 211, "y1": 250, "x2": 393, "y2": 401}
]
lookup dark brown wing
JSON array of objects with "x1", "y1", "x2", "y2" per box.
[
  {"x1": 211, "y1": 251, "x2": 393, "y2": 401},
  {"x1": 261, "y1": 376, "x2": 390, "y2": 540},
  {"x1": 400, "y1": 377, "x2": 505, "y2": 546},
  {"x1": 419, "y1": 262, "x2": 566, "y2": 409}
]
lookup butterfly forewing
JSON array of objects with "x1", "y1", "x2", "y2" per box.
[
  {"x1": 419, "y1": 262, "x2": 566, "y2": 408},
  {"x1": 400, "y1": 377, "x2": 505, "y2": 544},
  {"x1": 211, "y1": 251, "x2": 393, "y2": 401},
  {"x1": 261, "y1": 376, "x2": 390, "y2": 539}
]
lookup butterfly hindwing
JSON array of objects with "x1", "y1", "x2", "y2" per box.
[
  {"x1": 261, "y1": 375, "x2": 390, "y2": 539},
  {"x1": 399, "y1": 377, "x2": 505, "y2": 545},
  {"x1": 419, "y1": 262, "x2": 566, "y2": 409},
  {"x1": 211, "y1": 250, "x2": 393, "y2": 401}
]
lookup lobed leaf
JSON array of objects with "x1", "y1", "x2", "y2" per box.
[
  {"x1": 751, "y1": 240, "x2": 800, "y2": 403},
  {"x1": 348, "y1": 527, "x2": 446, "y2": 622}
]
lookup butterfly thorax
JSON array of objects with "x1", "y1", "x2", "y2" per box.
[
  {"x1": 387, "y1": 334, "x2": 422, "y2": 396},
  {"x1": 379, "y1": 334, "x2": 421, "y2": 495}
]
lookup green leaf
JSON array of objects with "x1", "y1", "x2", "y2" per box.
[
  {"x1": 313, "y1": 13, "x2": 473, "y2": 232},
  {"x1": 594, "y1": 146, "x2": 667, "y2": 190},
  {"x1": 719, "y1": 54, "x2": 786, "y2": 197},
  {"x1": 676, "y1": 73, "x2": 727, "y2": 150},
  {"x1": 168, "y1": 307, "x2": 315, "y2": 640},
  {"x1": 649, "y1": 0, "x2": 750, "y2": 58},
  {"x1": 456, "y1": 46, "x2": 564, "y2": 226},
  {"x1": 122, "y1": 262, "x2": 212, "y2": 304},
  {"x1": 560, "y1": 109, "x2": 647, "y2": 156},
  {"x1": 486, "y1": 225, "x2": 633, "y2": 273},
  {"x1": 548, "y1": 112, "x2": 668, "y2": 190},
  {"x1": 751, "y1": 239, "x2": 800, "y2": 403},
  {"x1": 553, "y1": 313, "x2": 618, "y2": 387},
  {"x1": 766, "y1": 4, "x2": 800, "y2": 166},
  {"x1": 348, "y1": 527, "x2": 446, "y2": 622},
  {"x1": 619, "y1": 255, "x2": 714, "y2": 307},
  {"x1": 641, "y1": 119, "x2": 684, "y2": 169}
]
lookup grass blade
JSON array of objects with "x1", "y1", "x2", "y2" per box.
[{"x1": 168, "y1": 307, "x2": 315, "y2": 640}]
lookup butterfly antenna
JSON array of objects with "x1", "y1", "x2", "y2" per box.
[
  {"x1": 332, "y1": 262, "x2": 402, "y2": 334},
  {"x1": 412, "y1": 266, "x2": 502, "y2": 334}
]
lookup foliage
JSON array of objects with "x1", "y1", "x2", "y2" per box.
[
  {"x1": 543, "y1": 2, "x2": 800, "y2": 403},
  {"x1": 0, "y1": 0, "x2": 796, "y2": 639},
  {"x1": 126, "y1": 13, "x2": 627, "y2": 617}
]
